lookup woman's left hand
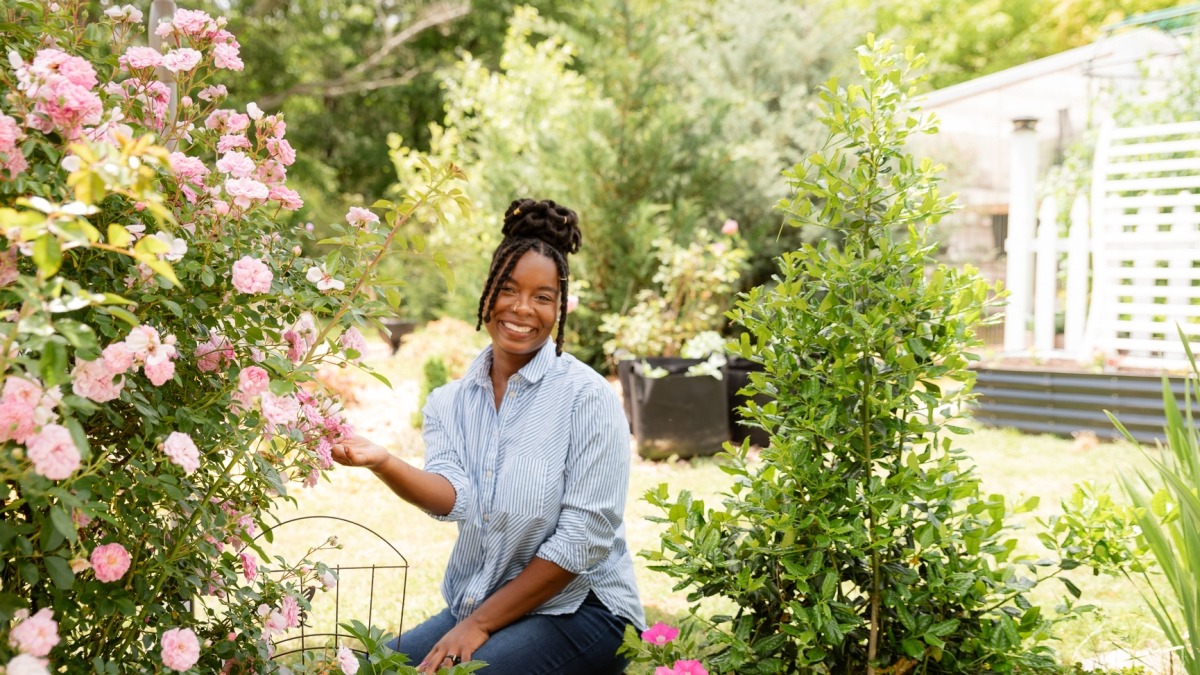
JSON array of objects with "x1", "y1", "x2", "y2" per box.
[{"x1": 417, "y1": 619, "x2": 488, "y2": 673}]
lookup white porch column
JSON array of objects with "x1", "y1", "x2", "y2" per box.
[{"x1": 1004, "y1": 117, "x2": 1039, "y2": 352}]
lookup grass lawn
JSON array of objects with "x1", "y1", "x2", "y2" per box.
[{"x1": 265, "y1": 338, "x2": 1169, "y2": 669}]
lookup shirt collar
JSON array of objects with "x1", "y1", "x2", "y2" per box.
[{"x1": 466, "y1": 340, "x2": 559, "y2": 387}]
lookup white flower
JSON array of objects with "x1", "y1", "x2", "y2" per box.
[
  {"x1": 246, "y1": 102, "x2": 263, "y2": 120},
  {"x1": 306, "y1": 264, "x2": 345, "y2": 292},
  {"x1": 151, "y1": 232, "x2": 188, "y2": 262}
]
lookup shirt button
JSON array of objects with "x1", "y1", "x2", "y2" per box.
[
  {"x1": 466, "y1": 597, "x2": 474, "y2": 604},
  {"x1": 483, "y1": 513, "x2": 490, "y2": 522},
  {"x1": 485, "y1": 470, "x2": 493, "y2": 479}
]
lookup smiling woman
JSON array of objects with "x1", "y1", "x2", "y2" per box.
[{"x1": 331, "y1": 198, "x2": 644, "y2": 675}]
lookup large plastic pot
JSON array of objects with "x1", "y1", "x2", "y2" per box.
[
  {"x1": 629, "y1": 357, "x2": 729, "y2": 460},
  {"x1": 725, "y1": 356, "x2": 772, "y2": 448}
]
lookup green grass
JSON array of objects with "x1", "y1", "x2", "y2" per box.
[{"x1": 267, "y1": 340, "x2": 1169, "y2": 668}]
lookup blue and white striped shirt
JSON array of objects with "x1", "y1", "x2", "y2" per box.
[{"x1": 421, "y1": 340, "x2": 645, "y2": 629}]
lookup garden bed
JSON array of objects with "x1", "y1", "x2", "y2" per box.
[{"x1": 971, "y1": 361, "x2": 1197, "y2": 444}]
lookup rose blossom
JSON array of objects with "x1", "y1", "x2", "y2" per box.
[
  {"x1": 120, "y1": 46, "x2": 162, "y2": 70},
  {"x1": 144, "y1": 358, "x2": 176, "y2": 386},
  {"x1": 216, "y1": 134, "x2": 250, "y2": 153},
  {"x1": 215, "y1": 151, "x2": 255, "y2": 178},
  {"x1": 90, "y1": 543, "x2": 131, "y2": 582},
  {"x1": 194, "y1": 333, "x2": 234, "y2": 373},
  {"x1": 162, "y1": 431, "x2": 200, "y2": 474},
  {"x1": 239, "y1": 551, "x2": 257, "y2": 581},
  {"x1": 5, "y1": 654, "x2": 50, "y2": 675},
  {"x1": 0, "y1": 113, "x2": 28, "y2": 178},
  {"x1": 336, "y1": 645, "x2": 359, "y2": 675},
  {"x1": 102, "y1": 342, "x2": 135, "y2": 374},
  {"x1": 162, "y1": 48, "x2": 202, "y2": 73},
  {"x1": 224, "y1": 177, "x2": 268, "y2": 209},
  {"x1": 0, "y1": 377, "x2": 41, "y2": 444},
  {"x1": 71, "y1": 357, "x2": 124, "y2": 403},
  {"x1": 266, "y1": 138, "x2": 295, "y2": 165},
  {"x1": 0, "y1": 247, "x2": 17, "y2": 285},
  {"x1": 261, "y1": 392, "x2": 300, "y2": 427},
  {"x1": 231, "y1": 256, "x2": 272, "y2": 294},
  {"x1": 268, "y1": 186, "x2": 303, "y2": 211},
  {"x1": 197, "y1": 84, "x2": 227, "y2": 101},
  {"x1": 238, "y1": 366, "x2": 270, "y2": 396},
  {"x1": 9, "y1": 608, "x2": 59, "y2": 657},
  {"x1": 159, "y1": 627, "x2": 200, "y2": 672},
  {"x1": 345, "y1": 207, "x2": 379, "y2": 228},
  {"x1": 306, "y1": 264, "x2": 344, "y2": 292},
  {"x1": 339, "y1": 327, "x2": 367, "y2": 362},
  {"x1": 279, "y1": 595, "x2": 300, "y2": 629},
  {"x1": 212, "y1": 42, "x2": 244, "y2": 71},
  {"x1": 26, "y1": 424, "x2": 81, "y2": 480}
]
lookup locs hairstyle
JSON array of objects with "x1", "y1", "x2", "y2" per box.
[{"x1": 475, "y1": 198, "x2": 581, "y2": 356}]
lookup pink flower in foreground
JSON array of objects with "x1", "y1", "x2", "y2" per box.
[
  {"x1": 71, "y1": 357, "x2": 124, "y2": 403},
  {"x1": 212, "y1": 42, "x2": 244, "y2": 71},
  {"x1": 566, "y1": 294, "x2": 579, "y2": 313},
  {"x1": 0, "y1": 113, "x2": 28, "y2": 179},
  {"x1": 0, "y1": 377, "x2": 41, "y2": 444},
  {"x1": 160, "y1": 627, "x2": 200, "y2": 672},
  {"x1": 279, "y1": 594, "x2": 300, "y2": 629},
  {"x1": 339, "y1": 327, "x2": 367, "y2": 362},
  {"x1": 268, "y1": 186, "x2": 303, "y2": 211},
  {"x1": 641, "y1": 622, "x2": 679, "y2": 646},
  {"x1": 237, "y1": 366, "x2": 270, "y2": 396},
  {"x1": 215, "y1": 151, "x2": 255, "y2": 178},
  {"x1": 672, "y1": 660, "x2": 708, "y2": 675},
  {"x1": 90, "y1": 543, "x2": 131, "y2": 582},
  {"x1": 345, "y1": 206, "x2": 379, "y2": 228},
  {"x1": 231, "y1": 256, "x2": 272, "y2": 294},
  {"x1": 224, "y1": 177, "x2": 268, "y2": 210},
  {"x1": 5, "y1": 654, "x2": 50, "y2": 675},
  {"x1": 306, "y1": 264, "x2": 344, "y2": 292},
  {"x1": 194, "y1": 333, "x2": 234, "y2": 373},
  {"x1": 197, "y1": 84, "x2": 227, "y2": 101},
  {"x1": 336, "y1": 645, "x2": 359, "y2": 674},
  {"x1": 239, "y1": 551, "x2": 257, "y2": 581},
  {"x1": 120, "y1": 46, "x2": 162, "y2": 70},
  {"x1": 102, "y1": 343, "x2": 135, "y2": 374},
  {"x1": 26, "y1": 424, "x2": 80, "y2": 480},
  {"x1": 163, "y1": 431, "x2": 200, "y2": 474},
  {"x1": 9, "y1": 608, "x2": 59, "y2": 657},
  {"x1": 144, "y1": 358, "x2": 176, "y2": 386},
  {"x1": 261, "y1": 392, "x2": 300, "y2": 427},
  {"x1": 655, "y1": 668, "x2": 676, "y2": 675},
  {"x1": 721, "y1": 219, "x2": 739, "y2": 235},
  {"x1": 161, "y1": 48, "x2": 202, "y2": 73}
]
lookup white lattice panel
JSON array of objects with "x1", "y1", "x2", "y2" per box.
[{"x1": 1086, "y1": 120, "x2": 1200, "y2": 369}]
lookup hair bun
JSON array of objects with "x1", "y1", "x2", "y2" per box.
[{"x1": 502, "y1": 198, "x2": 581, "y2": 255}]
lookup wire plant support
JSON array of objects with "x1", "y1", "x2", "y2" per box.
[{"x1": 253, "y1": 515, "x2": 410, "y2": 660}]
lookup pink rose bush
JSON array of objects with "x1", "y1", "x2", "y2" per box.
[{"x1": 0, "y1": 4, "x2": 462, "y2": 672}]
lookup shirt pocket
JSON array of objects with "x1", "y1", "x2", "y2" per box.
[{"x1": 496, "y1": 452, "x2": 552, "y2": 516}]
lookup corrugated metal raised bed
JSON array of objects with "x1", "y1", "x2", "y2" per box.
[{"x1": 971, "y1": 367, "x2": 1197, "y2": 444}]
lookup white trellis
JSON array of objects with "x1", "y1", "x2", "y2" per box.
[{"x1": 1015, "y1": 119, "x2": 1200, "y2": 370}]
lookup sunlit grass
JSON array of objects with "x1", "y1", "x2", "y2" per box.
[{"x1": 272, "y1": 338, "x2": 1169, "y2": 669}]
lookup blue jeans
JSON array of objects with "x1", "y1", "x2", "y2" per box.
[{"x1": 391, "y1": 592, "x2": 631, "y2": 674}]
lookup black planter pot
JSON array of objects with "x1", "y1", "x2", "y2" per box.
[
  {"x1": 380, "y1": 319, "x2": 418, "y2": 354},
  {"x1": 629, "y1": 357, "x2": 730, "y2": 460},
  {"x1": 616, "y1": 359, "x2": 636, "y2": 432},
  {"x1": 725, "y1": 357, "x2": 772, "y2": 447}
]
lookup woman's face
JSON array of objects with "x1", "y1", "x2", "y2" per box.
[{"x1": 485, "y1": 249, "x2": 560, "y2": 368}]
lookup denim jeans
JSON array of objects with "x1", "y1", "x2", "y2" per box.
[{"x1": 391, "y1": 592, "x2": 631, "y2": 675}]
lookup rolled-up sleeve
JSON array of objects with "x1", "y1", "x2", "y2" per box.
[
  {"x1": 536, "y1": 383, "x2": 629, "y2": 574},
  {"x1": 421, "y1": 386, "x2": 473, "y2": 523}
]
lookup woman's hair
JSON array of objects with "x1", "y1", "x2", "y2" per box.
[{"x1": 476, "y1": 198, "x2": 581, "y2": 356}]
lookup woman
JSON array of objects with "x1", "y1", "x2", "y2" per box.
[{"x1": 332, "y1": 198, "x2": 644, "y2": 674}]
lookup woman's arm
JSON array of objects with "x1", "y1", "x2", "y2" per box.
[
  {"x1": 330, "y1": 434, "x2": 456, "y2": 516},
  {"x1": 415, "y1": 557, "x2": 576, "y2": 673}
]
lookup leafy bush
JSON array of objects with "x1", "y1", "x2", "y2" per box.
[
  {"x1": 639, "y1": 37, "x2": 1099, "y2": 674},
  {"x1": 410, "y1": 355, "x2": 449, "y2": 429},
  {"x1": 0, "y1": 3, "x2": 463, "y2": 671}
]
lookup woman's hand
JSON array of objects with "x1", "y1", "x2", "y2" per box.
[
  {"x1": 330, "y1": 433, "x2": 390, "y2": 470},
  {"x1": 417, "y1": 619, "x2": 489, "y2": 673}
]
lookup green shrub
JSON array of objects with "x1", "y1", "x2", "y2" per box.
[
  {"x1": 411, "y1": 355, "x2": 449, "y2": 429},
  {"x1": 638, "y1": 37, "x2": 1094, "y2": 674}
]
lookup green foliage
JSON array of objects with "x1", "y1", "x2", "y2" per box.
[
  {"x1": 640, "y1": 37, "x2": 1100, "y2": 673},
  {"x1": 283, "y1": 620, "x2": 485, "y2": 674},
  {"x1": 410, "y1": 355, "x2": 449, "y2": 429},
  {"x1": 863, "y1": 0, "x2": 1185, "y2": 90},
  {"x1": 600, "y1": 228, "x2": 748, "y2": 360},
  {"x1": 1108, "y1": 329, "x2": 1200, "y2": 675}
]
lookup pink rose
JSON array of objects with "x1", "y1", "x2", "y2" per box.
[
  {"x1": 212, "y1": 42, "x2": 243, "y2": 71},
  {"x1": 159, "y1": 627, "x2": 200, "y2": 671},
  {"x1": 339, "y1": 327, "x2": 367, "y2": 362},
  {"x1": 279, "y1": 594, "x2": 300, "y2": 629},
  {"x1": 261, "y1": 392, "x2": 300, "y2": 427},
  {"x1": 0, "y1": 114, "x2": 28, "y2": 179},
  {"x1": 120, "y1": 46, "x2": 162, "y2": 70},
  {"x1": 0, "y1": 247, "x2": 18, "y2": 285},
  {"x1": 721, "y1": 219, "x2": 739, "y2": 235},
  {"x1": 237, "y1": 366, "x2": 270, "y2": 396},
  {"x1": 70, "y1": 358, "x2": 124, "y2": 403},
  {"x1": 223, "y1": 177, "x2": 268, "y2": 210},
  {"x1": 26, "y1": 424, "x2": 81, "y2": 480},
  {"x1": 194, "y1": 334, "x2": 234, "y2": 373},
  {"x1": 231, "y1": 256, "x2": 272, "y2": 294},
  {"x1": 239, "y1": 551, "x2": 257, "y2": 581},
  {"x1": 0, "y1": 377, "x2": 40, "y2": 444},
  {"x1": 215, "y1": 151, "x2": 255, "y2": 178},
  {"x1": 9, "y1": 608, "x2": 59, "y2": 657},
  {"x1": 161, "y1": 48, "x2": 202, "y2": 73},
  {"x1": 336, "y1": 645, "x2": 359, "y2": 674},
  {"x1": 216, "y1": 134, "x2": 250, "y2": 153},
  {"x1": 171, "y1": 8, "x2": 216, "y2": 36},
  {"x1": 566, "y1": 294, "x2": 579, "y2": 313},
  {"x1": 268, "y1": 186, "x2": 303, "y2": 211},
  {"x1": 168, "y1": 152, "x2": 209, "y2": 187},
  {"x1": 5, "y1": 654, "x2": 50, "y2": 675},
  {"x1": 266, "y1": 138, "x2": 295, "y2": 166},
  {"x1": 144, "y1": 359, "x2": 176, "y2": 387},
  {"x1": 162, "y1": 431, "x2": 200, "y2": 474},
  {"x1": 90, "y1": 543, "x2": 131, "y2": 582},
  {"x1": 102, "y1": 343, "x2": 135, "y2": 374},
  {"x1": 345, "y1": 207, "x2": 379, "y2": 228},
  {"x1": 197, "y1": 84, "x2": 227, "y2": 101}
]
